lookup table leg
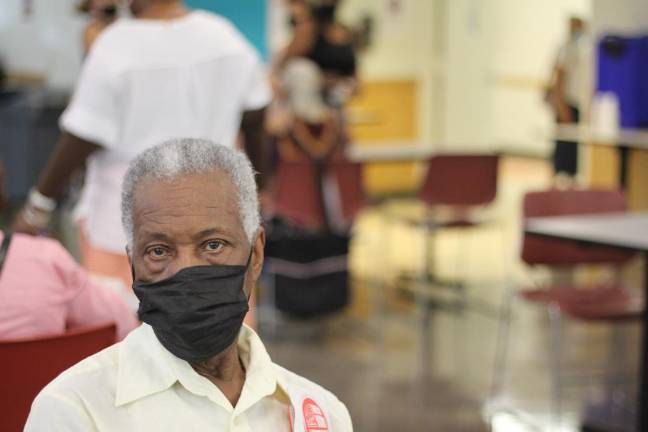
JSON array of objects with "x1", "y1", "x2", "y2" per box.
[{"x1": 639, "y1": 251, "x2": 648, "y2": 432}]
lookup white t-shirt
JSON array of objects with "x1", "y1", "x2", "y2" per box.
[
  {"x1": 25, "y1": 324, "x2": 353, "y2": 432},
  {"x1": 61, "y1": 11, "x2": 271, "y2": 253},
  {"x1": 556, "y1": 35, "x2": 593, "y2": 110}
]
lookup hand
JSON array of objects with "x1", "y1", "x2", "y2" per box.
[
  {"x1": 269, "y1": 72, "x2": 287, "y2": 101},
  {"x1": 557, "y1": 102, "x2": 575, "y2": 124}
]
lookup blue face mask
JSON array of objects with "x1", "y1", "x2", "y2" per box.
[
  {"x1": 133, "y1": 252, "x2": 252, "y2": 363},
  {"x1": 571, "y1": 30, "x2": 585, "y2": 42}
]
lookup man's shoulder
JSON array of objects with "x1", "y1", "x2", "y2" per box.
[
  {"x1": 25, "y1": 343, "x2": 122, "y2": 430},
  {"x1": 32, "y1": 343, "x2": 120, "y2": 416},
  {"x1": 37, "y1": 343, "x2": 120, "y2": 401},
  {"x1": 273, "y1": 363, "x2": 352, "y2": 428}
]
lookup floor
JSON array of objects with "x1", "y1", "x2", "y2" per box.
[{"x1": 259, "y1": 156, "x2": 643, "y2": 432}]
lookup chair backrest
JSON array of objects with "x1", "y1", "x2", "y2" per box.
[
  {"x1": 273, "y1": 159, "x2": 327, "y2": 229},
  {"x1": 272, "y1": 157, "x2": 365, "y2": 229},
  {"x1": 330, "y1": 160, "x2": 365, "y2": 222},
  {"x1": 0, "y1": 323, "x2": 117, "y2": 432},
  {"x1": 522, "y1": 189, "x2": 634, "y2": 266},
  {"x1": 418, "y1": 154, "x2": 499, "y2": 206}
]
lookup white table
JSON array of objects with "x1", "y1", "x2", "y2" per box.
[{"x1": 553, "y1": 124, "x2": 648, "y2": 150}]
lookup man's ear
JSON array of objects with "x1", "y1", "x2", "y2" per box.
[
  {"x1": 251, "y1": 226, "x2": 265, "y2": 279},
  {"x1": 126, "y1": 245, "x2": 135, "y2": 282}
]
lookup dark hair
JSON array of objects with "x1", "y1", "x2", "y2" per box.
[
  {"x1": 311, "y1": 4, "x2": 337, "y2": 24},
  {"x1": 99, "y1": 5, "x2": 117, "y2": 18}
]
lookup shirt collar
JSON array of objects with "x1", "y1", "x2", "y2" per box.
[
  {"x1": 115, "y1": 324, "x2": 279, "y2": 412},
  {"x1": 233, "y1": 325, "x2": 280, "y2": 415}
]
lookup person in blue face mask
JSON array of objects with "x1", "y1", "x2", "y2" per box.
[
  {"x1": 25, "y1": 138, "x2": 353, "y2": 432},
  {"x1": 545, "y1": 16, "x2": 590, "y2": 185}
]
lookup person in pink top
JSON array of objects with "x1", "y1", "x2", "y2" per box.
[{"x1": 0, "y1": 230, "x2": 138, "y2": 340}]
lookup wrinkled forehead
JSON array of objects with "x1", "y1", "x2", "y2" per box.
[{"x1": 131, "y1": 170, "x2": 245, "y2": 240}]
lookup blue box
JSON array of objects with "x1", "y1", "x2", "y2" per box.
[{"x1": 597, "y1": 35, "x2": 648, "y2": 128}]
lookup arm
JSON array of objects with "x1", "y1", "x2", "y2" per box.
[
  {"x1": 546, "y1": 47, "x2": 575, "y2": 124},
  {"x1": 66, "y1": 275, "x2": 138, "y2": 341},
  {"x1": 552, "y1": 66, "x2": 575, "y2": 123},
  {"x1": 270, "y1": 18, "x2": 317, "y2": 97},
  {"x1": 35, "y1": 132, "x2": 100, "y2": 198},
  {"x1": 51, "y1": 240, "x2": 138, "y2": 340},
  {"x1": 35, "y1": 240, "x2": 138, "y2": 339},
  {"x1": 12, "y1": 133, "x2": 101, "y2": 234},
  {"x1": 14, "y1": 35, "x2": 119, "y2": 234},
  {"x1": 240, "y1": 107, "x2": 269, "y2": 190},
  {"x1": 274, "y1": 16, "x2": 317, "y2": 71}
]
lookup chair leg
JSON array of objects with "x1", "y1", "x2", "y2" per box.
[
  {"x1": 424, "y1": 218, "x2": 437, "y2": 284},
  {"x1": 455, "y1": 228, "x2": 473, "y2": 312},
  {"x1": 490, "y1": 280, "x2": 516, "y2": 407},
  {"x1": 607, "y1": 324, "x2": 629, "y2": 412},
  {"x1": 548, "y1": 304, "x2": 564, "y2": 430},
  {"x1": 417, "y1": 226, "x2": 434, "y2": 319}
]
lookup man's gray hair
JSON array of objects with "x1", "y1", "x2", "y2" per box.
[{"x1": 121, "y1": 138, "x2": 260, "y2": 247}]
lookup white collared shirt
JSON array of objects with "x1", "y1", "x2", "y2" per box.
[{"x1": 25, "y1": 324, "x2": 352, "y2": 432}]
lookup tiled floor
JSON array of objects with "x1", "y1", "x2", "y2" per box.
[{"x1": 260, "y1": 156, "x2": 642, "y2": 432}]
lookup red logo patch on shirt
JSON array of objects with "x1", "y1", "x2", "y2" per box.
[{"x1": 302, "y1": 398, "x2": 329, "y2": 431}]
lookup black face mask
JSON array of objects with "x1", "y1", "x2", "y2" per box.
[{"x1": 133, "y1": 252, "x2": 252, "y2": 363}]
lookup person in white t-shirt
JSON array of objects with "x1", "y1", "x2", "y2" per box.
[
  {"x1": 13, "y1": 1, "x2": 271, "y2": 298},
  {"x1": 545, "y1": 16, "x2": 592, "y2": 181}
]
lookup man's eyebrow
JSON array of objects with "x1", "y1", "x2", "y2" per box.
[
  {"x1": 192, "y1": 227, "x2": 234, "y2": 241},
  {"x1": 138, "y1": 232, "x2": 172, "y2": 244}
]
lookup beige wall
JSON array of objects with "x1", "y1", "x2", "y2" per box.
[
  {"x1": 592, "y1": 0, "x2": 648, "y2": 34},
  {"x1": 442, "y1": 0, "x2": 591, "y2": 154},
  {"x1": 341, "y1": 0, "x2": 592, "y2": 154},
  {"x1": 339, "y1": 0, "x2": 441, "y2": 144},
  {"x1": 0, "y1": 0, "x2": 87, "y2": 90}
]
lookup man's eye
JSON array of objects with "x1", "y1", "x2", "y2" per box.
[
  {"x1": 146, "y1": 246, "x2": 169, "y2": 259},
  {"x1": 204, "y1": 240, "x2": 223, "y2": 252}
]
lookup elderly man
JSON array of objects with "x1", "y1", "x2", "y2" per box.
[{"x1": 25, "y1": 139, "x2": 352, "y2": 431}]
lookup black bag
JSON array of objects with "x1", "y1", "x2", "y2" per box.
[{"x1": 264, "y1": 218, "x2": 349, "y2": 318}]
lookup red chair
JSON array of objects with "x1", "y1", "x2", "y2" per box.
[
  {"x1": 331, "y1": 159, "x2": 365, "y2": 223},
  {"x1": 490, "y1": 189, "x2": 641, "y2": 428},
  {"x1": 272, "y1": 159, "x2": 326, "y2": 229},
  {"x1": 0, "y1": 323, "x2": 117, "y2": 432},
  {"x1": 419, "y1": 154, "x2": 499, "y2": 218},
  {"x1": 389, "y1": 154, "x2": 499, "y2": 309},
  {"x1": 520, "y1": 189, "x2": 639, "y2": 319},
  {"x1": 271, "y1": 157, "x2": 365, "y2": 231}
]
